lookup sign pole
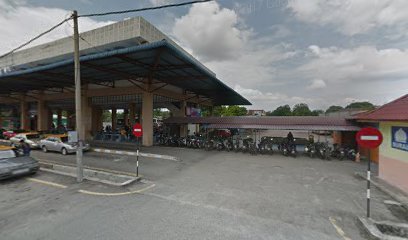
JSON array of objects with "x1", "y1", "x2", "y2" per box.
[
  {"x1": 132, "y1": 123, "x2": 143, "y2": 178},
  {"x1": 367, "y1": 150, "x2": 371, "y2": 218},
  {"x1": 136, "y1": 137, "x2": 139, "y2": 177},
  {"x1": 356, "y1": 127, "x2": 383, "y2": 219}
]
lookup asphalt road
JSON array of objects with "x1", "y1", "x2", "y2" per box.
[{"x1": 0, "y1": 147, "x2": 403, "y2": 240}]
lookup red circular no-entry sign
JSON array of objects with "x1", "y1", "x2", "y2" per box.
[
  {"x1": 356, "y1": 127, "x2": 383, "y2": 149},
  {"x1": 132, "y1": 123, "x2": 143, "y2": 138}
]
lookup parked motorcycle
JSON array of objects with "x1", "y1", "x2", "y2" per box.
[
  {"x1": 316, "y1": 142, "x2": 331, "y2": 160},
  {"x1": 331, "y1": 144, "x2": 345, "y2": 160},
  {"x1": 279, "y1": 142, "x2": 289, "y2": 156},
  {"x1": 304, "y1": 142, "x2": 316, "y2": 158},
  {"x1": 288, "y1": 141, "x2": 297, "y2": 158},
  {"x1": 259, "y1": 137, "x2": 274, "y2": 155}
]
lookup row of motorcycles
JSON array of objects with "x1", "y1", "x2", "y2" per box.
[{"x1": 157, "y1": 134, "x2": 357, "y2": 161}]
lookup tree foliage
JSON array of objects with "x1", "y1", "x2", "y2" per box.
[
  {"x1": 326, "y1": 105, "x2": 344, "y2": 113},
  {"x1": 223, "y1": 106, "x2": 247, "y2": 116},
  {"x1": 345, "y1": 101, "x2": 375, "y2": 110},
  {"x1": 202, "y1": 105, "x2": 247, "y2": 117},
  {"x1": 292, "y1": 103, "x2": 312, "y2": 116},
  {"x1": 270, "y1": 105, "x2": 292, "y2": 116},
  {"x1": 311, "y1": 109, "x2": 324, "y2": 116}
]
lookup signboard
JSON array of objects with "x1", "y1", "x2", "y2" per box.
[
  {"x1": 67, "y1": 131, "x2": 78, "y2": 143},
  {"x1": 392, "y1": 126, "x2": 408, "y2": 152},
  {"x1": 356, "y1": 127, "x2": 383, "y2": 149},
  {"x1": 186, "y1": 107, "x2": 201, "y2": 117},
  {"x1": 132, "y1": 123, "x2": 143, "y2": 138}
]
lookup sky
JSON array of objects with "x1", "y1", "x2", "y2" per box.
[{"x1": 1, "y1": 0, "x2": 408, "y2": 111}]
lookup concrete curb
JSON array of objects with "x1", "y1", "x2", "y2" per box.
[
  {"x1": 354, "y1": 172, "x2": 408, "y2": 211},
  {"x1": 358, "y1": 217, "x2": 408, "y2": 240},
  {"x1": 39, "y1": 162, "x2": 140, "y2": 186},
  {"x1": 92, "y1": 148, "x2": 179, "y2": 162}
]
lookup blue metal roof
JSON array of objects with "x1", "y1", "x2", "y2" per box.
[{"x1": 0, "y1": 40, "x2": 251, "y2": 105}]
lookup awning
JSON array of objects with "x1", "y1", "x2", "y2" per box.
[
  {"x1": 0, "y1": 40, "x2": 250, "y2": 106},
  {"x1": 203, "y1": 124, "x2": 360, "y2": 131},
  {"x1": 164, "y1": 116, "x2": 361, "y2": 131}
]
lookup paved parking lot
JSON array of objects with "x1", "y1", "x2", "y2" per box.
[{"x1": 0, "y1": 148, "x2": 403, "y2": 240}]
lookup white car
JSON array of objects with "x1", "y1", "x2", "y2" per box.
[
  {"x1": 10, "y1": 133, "x2": 41, "y2": 149},
  {"x1": 39, "y1": 135, "x2": 90, "y2": 155}
]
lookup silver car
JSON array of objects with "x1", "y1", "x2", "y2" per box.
[
  {"x1": 0, "y1": 146, "x2": 39, "y2": 180},
  {"x1": 10, "y1": 133, "x2": 41, "y2": 149},
  {"x1": 40, "y1": 136, "x2": 90, "y2": 155}
]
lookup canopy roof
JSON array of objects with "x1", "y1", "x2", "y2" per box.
[
  {"x1": 0, "y1": 40, "x2": 250, "y2": 106},
  {"x1": 164, "y1": 116, "x2": 360, "y2": 131}
]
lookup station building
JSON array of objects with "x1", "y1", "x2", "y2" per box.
[
  {"x1": 0, "y1": 17, "x2": 250, "y2": 146},
  {"x1": 357, "y1": 94, "x2": 408, "y2": 193}
]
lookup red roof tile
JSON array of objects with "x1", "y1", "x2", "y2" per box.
[{"x1": 356, "y1": 94, "x2": 408, "y2": 121}]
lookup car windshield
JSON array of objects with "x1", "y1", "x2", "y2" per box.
[
  {"x1": 26, "y1": 134, "x2": 40, "y2": 140},
  {"x1": 0, "y1": 150, "x2": 16, "y2": 159}
]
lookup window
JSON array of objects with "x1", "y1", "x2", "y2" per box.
[{"x1": 0, "y1": 150, "x2": 16, "y2": 159}]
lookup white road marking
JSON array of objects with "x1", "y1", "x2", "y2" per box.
[{"x1": 93, "y1": 148, "x2": 178, "y2": 161}]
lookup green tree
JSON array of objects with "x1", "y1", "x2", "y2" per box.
[
  {"x1": 292, "y1": 103, "x2": 312, "y2": 116},
  {"x1": 311, "y1": 109, "x2": 324, "y2": 116},
  {"x1": 223, "y1": 106, "x2": 247, "y2": 116},
  {"x1": 102, "y1": 110, "x2": 112, "y2": 122},
  {"x1": 154, "y1": 108, "x2": 170, "y2": 119},
  {"x1": 345, "y1": 101, "x2": 375, "y2": 110},
  {"x1": 271, "y1": 105, "x2": 292, "y2": 116},
  {"x1": 326, "y1": 105, "x2": 344, "y2": 113},
  {"x1": 212, "y1": 106, "x2": 226, "y2": 116}
]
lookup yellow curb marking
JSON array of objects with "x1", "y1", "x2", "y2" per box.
[
  {"x1": 78, "y1": 184, "x2": 156, "y2": 196},
  {"x1": 27, "y1": 177, "x2": 68, "y2": 189},
  {"x1": 329, "y1": 216, "x2": 352, "y2": 240}
]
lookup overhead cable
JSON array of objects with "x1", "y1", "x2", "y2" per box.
[
  {"x1": 0, "y1": 17, "x2": 73, "y2": 59},
  {"x1": 79, "y1": 0, "x2": 214, "y2": 17}
]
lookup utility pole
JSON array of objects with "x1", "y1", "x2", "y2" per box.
[{"x1": 73, "y1": 10, "x2": 83, "y2": 182}]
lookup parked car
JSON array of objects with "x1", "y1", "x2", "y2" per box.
[
  {"x1": 0, "y1": 146, "x2": 39, "y2": 180},
  {"x1": 10, "y1": 132, "x2": 41, "y2": 149},
  {"x1": 2, "y1": 130, "x2": 16, "y2": 140},
  {"x1": 39, "y1": 135, "x2": 90, "y2": 155}
]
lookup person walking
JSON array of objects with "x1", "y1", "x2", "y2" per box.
[{"x1": 20, "y1": 139, "x2": 31, "y2": 156}]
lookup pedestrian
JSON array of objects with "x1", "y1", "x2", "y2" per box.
[
  {"x1": 287, "y1": 131, "x2": 294, "y2": 143},
  {"x1": 20, "y1": 139, "x2": 31, "y2": 156}
]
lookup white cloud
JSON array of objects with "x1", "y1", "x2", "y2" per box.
[
  {"x1": 307, "y1": 79, "x2": 326, "y2": 90},
  {"x1": 173, "y1": 1, "x2": 249, "y2": 61},
  {"x1": 0, "y1": 0, "x2": 113, "y2": 54},
  {"x1": 300, "y1": 45, "x2": 408, "y2": 82},
  {"x1": 234, "y1": 85, "x2": 321, "y2": 110},
  {"x1": 287, "y1": 0, "x2": 408, "y2": 35}
]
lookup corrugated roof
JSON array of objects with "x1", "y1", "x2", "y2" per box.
[
  {"x1": 0, "y1": 40, "x2": 250, "y2": 106},
  {"x1": 164, "y1": 116, "x2": 360, "y2": 131},
  {"x1": 355, "y1": 94, "x2": 408, "y2": 121},
  {"x1": 204, "y1": 124, "x2": 359, "y2": 131}
]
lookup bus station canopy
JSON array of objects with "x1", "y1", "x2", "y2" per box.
[{"x1": 0, "y1": 40, "x2": 250, "y2": 106}]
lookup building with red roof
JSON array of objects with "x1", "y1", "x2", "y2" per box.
[{"x1": 357, "y1": 94, "x2": 408, "y2": 193}]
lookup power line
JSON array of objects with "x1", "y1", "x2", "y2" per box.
[
  {"x1": 0, "y1": 16, "x2": 73, "y2": 59},
  {"x1": 79, "y1": 0, "x2": 214, "y2": 17},
  {"x1": 0, "y1": 0, "x2": 214, "y2": 60}
]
